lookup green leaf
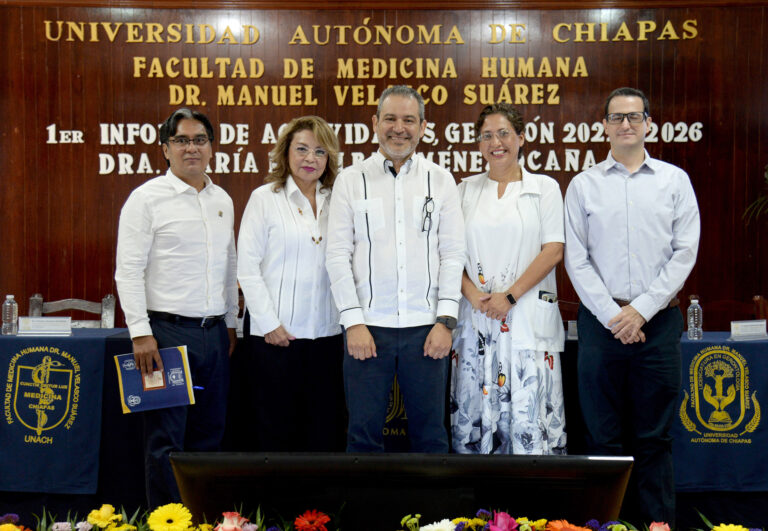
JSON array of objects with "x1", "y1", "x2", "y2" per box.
[{"x1": 695, "y1": 508, "x2": 714, "y2": 528}]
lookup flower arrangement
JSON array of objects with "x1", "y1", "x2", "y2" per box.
[
  {"x1": 0, "y1": 506, "x2": 333, "y2": 531},
  {"x1": 397, "y1": 509, "x2": 765, "y2": 531},
  {"x1": 1, "y1": 505, "x2": 764, "y2": 531}
]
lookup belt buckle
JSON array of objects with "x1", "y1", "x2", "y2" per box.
[{"x1": 200, "y1": 316, "x2": 209, "y2": 328}]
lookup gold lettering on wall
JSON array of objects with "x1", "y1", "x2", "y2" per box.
[
  {"x1": 552, "y1": 19, "x2": 697, "y2": 42},
  {"x1": 289, "y1": 19, "x2": 464, "y2": 45},
  {"x1": 43, "y1": 21, "x2": 261, "y2": 44}
]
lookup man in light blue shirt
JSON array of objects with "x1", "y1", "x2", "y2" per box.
[{"x1": 564, "y1": 87, "x2": 700, "y2": 525}]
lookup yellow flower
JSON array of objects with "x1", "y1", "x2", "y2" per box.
[
  {"x1": 470, "y1": 518, "x2": 488, "y2": 529},
  {"x1": 712, "y1": 526, "x2": 749, "y2": 531},
  {"x1": 197, "y1": 525, "x2": 213, "y2": 531},
  {"x1": 147, "y1": 504, "x2": 193, "y2": 531},
  {"x1": 88, "y1": 505, "x2": 123, "y2": 528},
  {"x1": 452, "y1": 518, "x2": 470, "y2": 526},
  {"x1": 0, "y1": 524, "x2": 20, "y2": 531},
  {"x1": 108, "y1": 525, "x2": 136, "y2": 531}
]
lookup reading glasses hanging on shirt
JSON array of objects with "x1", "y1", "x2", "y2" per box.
[{"x1": 422, "y1": 196, "x2": 434, "y2": 233}]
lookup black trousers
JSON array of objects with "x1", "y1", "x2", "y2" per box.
[
  {"x1": 248, "y1": 333, "x2": 346, "y2": 452},
  {"x1": 142, "y1": 317, "x2": 230, "y2": 509},
  {"x1": 343, "y1": 325, "x2": 450, "y2": 453},
  {"x1": 577, "y1": 303, "x2": 683, "y2": 525}
]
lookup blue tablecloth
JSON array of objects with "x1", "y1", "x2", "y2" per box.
[
  {"x1": 673, "y1": 332, "x2": 768, "y2": 491},
  {"x1": 0, "y1": 329, "x2": 126, "y2": 494}
]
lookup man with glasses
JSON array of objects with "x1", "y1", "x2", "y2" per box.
[
  {"x1": 326, "y1": 85, "x2": 465, "y2": 452},
  {"x1": 115, "y1": 108, "x2": 238, "y2": 507},
  {"x1": 564, "y1": 87, "x2": 700, "y2": 525}
]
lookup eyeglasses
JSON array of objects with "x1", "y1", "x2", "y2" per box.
[
  {"x1": 293, "y1": 145, "x2": 329, "y2": 159},
  {"x1": 605, "y1": 112, "x2": 648, "y2": 124},
  {"x1": 422, "y1": 196, "x2": 434, "y2": 233},
  {"x1": 477, "y1": 129, "x2": 513, "y2": 142},
  {"x1": 169, "y1": 136, "x2": 210, "y2": 147}
]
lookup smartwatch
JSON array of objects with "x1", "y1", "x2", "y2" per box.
[
  {"x1": 506, "y1": 293, "x2": 517, "y2": 306},
  {"x1": 435, "y1": 315, "x2": 458, "y2": 330}
]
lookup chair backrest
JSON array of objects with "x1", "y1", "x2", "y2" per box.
[
  {"x1": 29, "y1": 293, "x2": 116, "y2": 328},
  {"x1": 754, "y1": 295, "x2": 768, "y2": 320}
]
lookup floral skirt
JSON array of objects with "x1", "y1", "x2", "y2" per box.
[{"x1": 450, "y1": 309, "x2": 567, "y2": 454}]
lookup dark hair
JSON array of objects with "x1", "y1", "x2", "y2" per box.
[
  {"x1": 265, "y1": 115, "x2": 340, "y2": 192},
  {"x1": 159, "y1": 108, "x2": 215, "y2": 144},
  {"x1": 376, "y1": 85, "x2": 425, "y2": 121},
  {"x1": 475, "y1": 103, "x2": 525, "y2": 160},
  {"x1": 159, "y1": 108, "x2": 215, "y2": 168},
  {"x1": 604, "y1": 87, "x2": 650, "y2": 116}
]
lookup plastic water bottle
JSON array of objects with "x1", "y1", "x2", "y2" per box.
[
  {"x1": 687, "y1": 297, "x2": 703, "y2": 340},
  {"x1": 2, "y1": 295, "x2": 19, "y2": 335}
]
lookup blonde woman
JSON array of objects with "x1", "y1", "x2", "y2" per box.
[{"x1": 238, "y1": 116, "x2": 344, "y2": 451}]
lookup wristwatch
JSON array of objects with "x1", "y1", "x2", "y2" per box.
[
  {"x1": 435, "y1": 315, "x2": 457, "y2": 330},
  {"x1": 506, "y1": 293, "x2": 517, "y2": 306}
]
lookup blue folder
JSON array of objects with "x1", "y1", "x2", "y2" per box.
[{"x1": 114, "y1": 345, "x2": 195, "y2": 414}]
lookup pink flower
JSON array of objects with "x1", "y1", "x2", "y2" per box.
[
  {"x1": 215, "y1": 512, "x2": 250, "y2": 531},
  {"x1": 489, "y1": 511, "x2": 518, "y2": 531},
  {"x1": 649, "y1": 523, "x2": 670, "y2": 531}
]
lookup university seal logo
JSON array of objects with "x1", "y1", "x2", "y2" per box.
[
  {"x1": 680, "y1": 345, "x2": 760, "y2": 440},
  {"x1": 3, "y1": 346, "x2": 80, "y2": 443}
]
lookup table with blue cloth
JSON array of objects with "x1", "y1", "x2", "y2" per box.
[
  {"x1": 672, "y1": 332, "x2": 768, "y2": 527},
  {"x1": 1, "y1": 329, "x2": 117, "y2": 493},
  {"x1": 0, "y1": 329, "x2": 142, "y2": 517}
]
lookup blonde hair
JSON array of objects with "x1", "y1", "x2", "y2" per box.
[{"x1": 265, "y1": 116, "x2": 340, "y2": 192}]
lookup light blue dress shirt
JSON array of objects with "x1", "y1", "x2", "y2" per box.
[{"x1": 564, "y1": 150, "x2": 700, "y2": 328}]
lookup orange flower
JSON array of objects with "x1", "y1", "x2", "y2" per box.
[
  {"x1": 545, "y1": 521, "x2": 591, "y2": 531},
  {"x1": 294, "y1": 510, "x2": 330, "y2": 531}
]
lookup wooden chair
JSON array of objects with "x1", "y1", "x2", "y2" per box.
[
  {"x1": 754, "y1": 295, "x2": 768, "y2": 320},
  {"x1": 28, "y1": 293, "x2": 116, "y2": 328}
]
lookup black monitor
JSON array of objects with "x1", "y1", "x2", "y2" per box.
[{"x1": 170, "y1": 452, "x2": 632, "y2": 529}]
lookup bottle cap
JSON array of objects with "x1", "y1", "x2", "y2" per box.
[
  {"x1": 691, "y1": 299, "x2": 699, "y2": 303},
  {"x1": 5, "y1": 295, "x2": 13, "y2": 300}
]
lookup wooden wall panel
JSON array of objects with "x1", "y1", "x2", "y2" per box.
[{"x1": 0, "y1": 2, "x2": 766, "y2": 329}]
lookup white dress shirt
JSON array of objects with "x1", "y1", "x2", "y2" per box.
[
  {"x1": 237, "y1": 176, "x2": 340, "y2": 338},
  {"x1": 326, "y1": 151, "x2": 466, "y2": 329},
  {"x1": 564, "y1": 150, "x2": 700, "y2": 328},
  {"x1": 115, "y1": 170, "x2": 239, "y2": 339}
]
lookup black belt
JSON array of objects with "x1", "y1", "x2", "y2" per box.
[
  {"x1": 148, "y1": 310, "x2": 225, "y2": 328},
  {"x1": 613, "y1": 297, "x2": 680, "y2": 309}
]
